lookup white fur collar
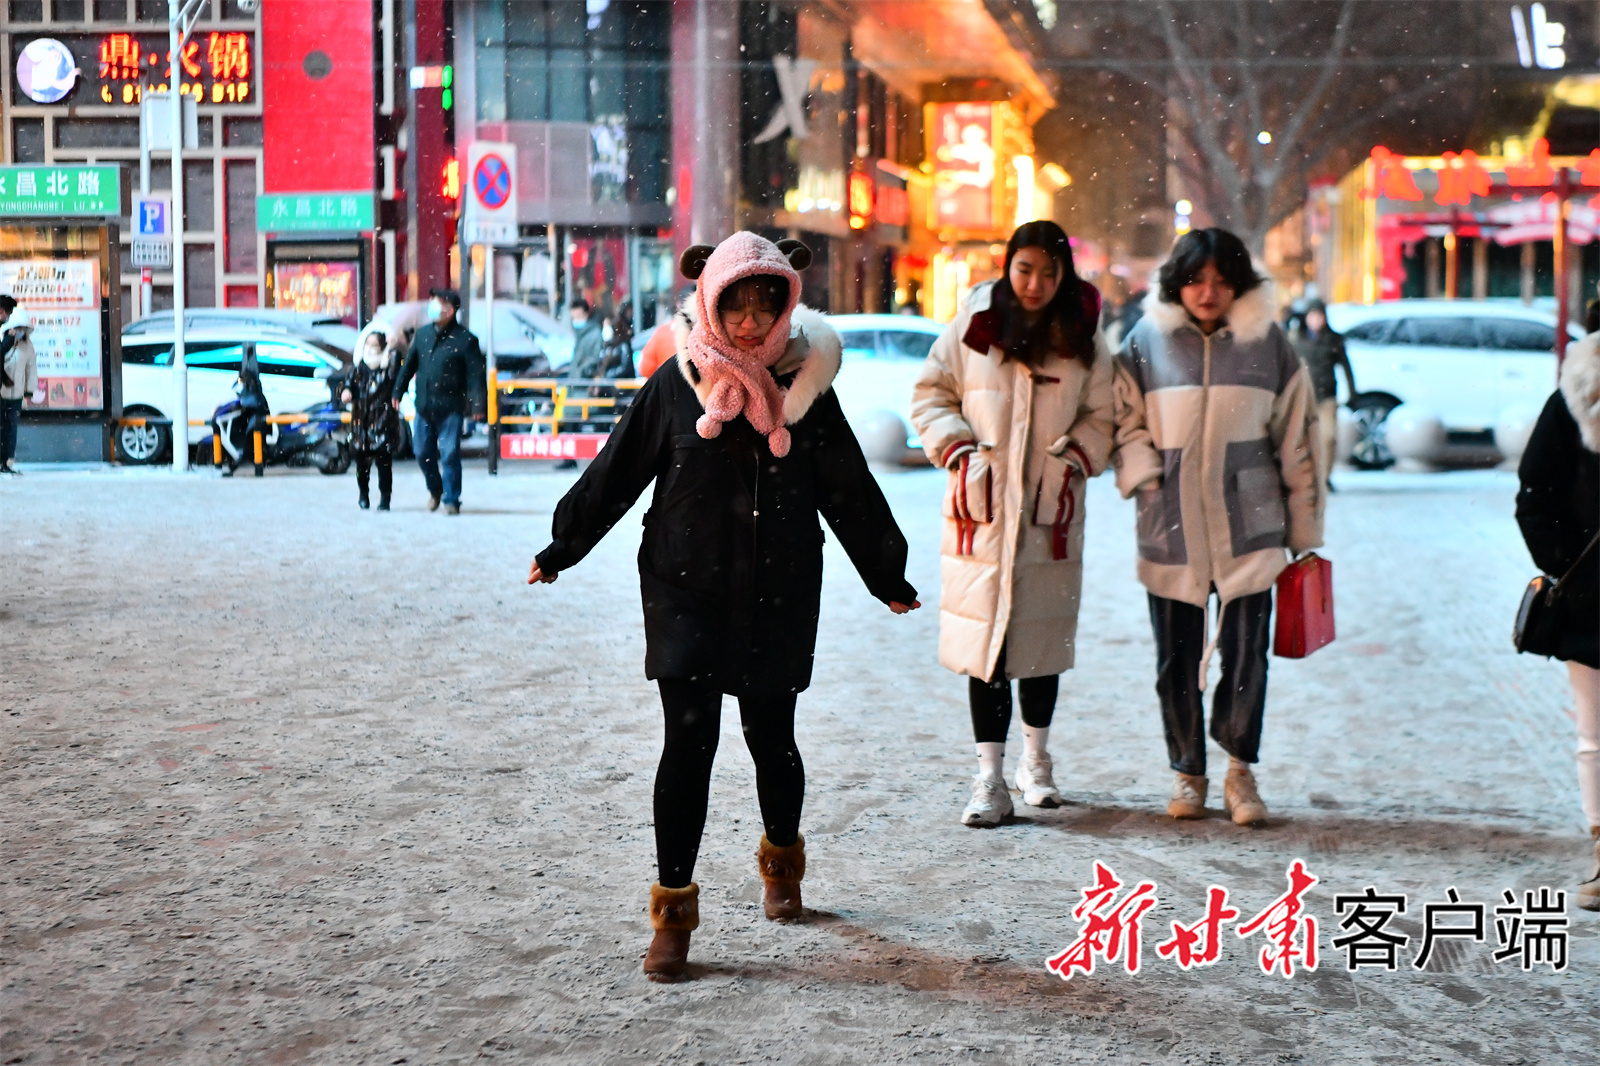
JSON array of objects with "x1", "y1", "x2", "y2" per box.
[
  {"x1": 1561, "y1": 332, "x2": 1600, "y2": 451},
  {"x1": 671, "y1": 297, "x2": 842, "y2": 425},
  {"x1": 1140, "y1": 277, "x2": 1277, "y2": 344}
]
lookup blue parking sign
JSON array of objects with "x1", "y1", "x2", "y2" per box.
[{"x1": 133, "y1": 193, "x2": 169, "y2": 238}]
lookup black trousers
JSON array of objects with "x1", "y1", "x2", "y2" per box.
[
  {"x1": 969, "y1": 643, "x2": 1058, "y2": 744},
  {"x1": 355, "y1": 452, "x2": 393, "y2": 499},
  {"x1": 655, "y1": 679, "x2": 803, "y2": 889},
  {"x1": 1148, "y1": 590, "x2": 1272, "y2": 775}
]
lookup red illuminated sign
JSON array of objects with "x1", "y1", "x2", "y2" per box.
[
  {"x1": 848, "y1": 170, "x2": 874, "y2": 230},
  {"x1": 91, "y1": 31, "x2": 253, "y2": 105},
  {"x1": 441, "y1": 158, "x2": 461, "y2": 201},
  {"x1": 877, "y1": 183, "x2": 909, "y2": 229}
]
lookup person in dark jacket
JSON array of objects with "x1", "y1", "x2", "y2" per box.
[
  {"x1": 220, "y1": 348, "x2": 270, "y2": 477},
  {"x1": 1516, "y1": 330, "x2": 1600, "y2": 912},
  {"x1": 342, "y1": 330, "x2": 403, "y2": 510},
  {"x1": 395, "y1": 288, "x2": 485, "y2": 514},
  {"x1": 527, "y1": 233, "x2": 919, "y2": 982},
  {"x1": 567, "y1": 298, "x2": 605, "y2": 378},
  {"x1": 1288, "y1": 299, "x2": 1355, "y2": 488}
]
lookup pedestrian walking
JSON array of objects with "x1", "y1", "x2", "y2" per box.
[
  {"x1": 526, "y1": 232, "x2": 919, "y2": 982},
  {"x1": 1288, "y1": 299, "x2": 1355, "y2": 489},
  {"x1": 0, "y1": 298, "x2": 42, "y2": 475},
  {"x1": 910, "y1": 220, "x2": 1115, "y2": 827},
  {"x1": 567, "y1": 298, "x2": 605, "y2": 379},
  {"x1": 394, "y1": 289, "x2": 485, "y2": 515},
  {"x1": 1112, "y1": 228, "x2": 1324, "y2": 826},
  {"x1": 1514, "y1": 329, "x2": 1600, "y2": 911},
  {"x1": 342, "y1": 330, "x2": 402, "y2": 511}
]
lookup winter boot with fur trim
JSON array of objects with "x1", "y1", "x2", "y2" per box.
[
  {"x1": 643, "y1": 882, "x2": 699, "y2": 981},
  {"x1": 757, "y1": 834, "x2": 805, "y2": 921},
  {"x1": 1579, "y1": 828, "x2": 1600, "y2": 913}
]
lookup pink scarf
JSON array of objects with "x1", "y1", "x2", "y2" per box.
[{"x1": 686, "y1": 233, "x2": 802, "y2": 457}]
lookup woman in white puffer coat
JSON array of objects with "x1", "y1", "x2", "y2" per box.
[{"x1": 911, "y1": 221, "x2": 1115, "y2": 827}]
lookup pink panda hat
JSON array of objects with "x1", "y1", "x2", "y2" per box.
[{"x1": 679, "y1": 232, "x2": 811, "y2": 458}]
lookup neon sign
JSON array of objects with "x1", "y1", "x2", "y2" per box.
[{"x1": 92, "y1": 31, "x2": 253, "y2": 105}]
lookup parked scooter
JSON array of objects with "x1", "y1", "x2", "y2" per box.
[{"x1": 209, "y1": 366, "x2": 350, "y2": 477}]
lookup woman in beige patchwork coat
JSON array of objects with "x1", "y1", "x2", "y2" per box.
[
  {"x1": 912, "y1": 222, "x2": 1115, "y2": 827},
  {"x1": 1112, "y1": 228, "x2": 1324, "y2": 826}
]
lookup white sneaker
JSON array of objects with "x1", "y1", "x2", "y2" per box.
[
  {"x1": 961, "y1": 775, "x2": 1014, "y2": 827},
  {"x1": 1015, "y1": 752, "x2": 1063, "y2": 808}
]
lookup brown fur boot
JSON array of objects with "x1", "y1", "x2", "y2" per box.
[
  {"x1": 643, "y1": 883, "x2": 699, "y2": 981},
  {"x1": 1579, "y1": 827, "x2": 1600, "y2": 913},
  {"x1": 758, "y1": 834, "x2": 805, "y2": 921}
]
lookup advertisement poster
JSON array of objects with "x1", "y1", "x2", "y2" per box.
[
  {"x1": 273, "y1": 261, "x2": 358, "y2": 325},
  {"x1": 0, "y1": 258, "x2": 102, "y2": 411},
  {"x1": 929, "y1": 102, "x2": 997, "y2": 232}
]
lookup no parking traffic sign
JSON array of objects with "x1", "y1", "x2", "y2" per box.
[{"x1": 464, "y1": 141, "x2": 517, "y2": 246}]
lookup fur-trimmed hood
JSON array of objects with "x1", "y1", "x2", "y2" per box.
[
  {"x1": 671, "y1": 293, "x2": 842, "y2": 426},
  {"x1": 1562, "y1": 331, "x2": 1600, "y2": 452},
  {"x1": 1140, "y1": 278, "x2": 1277, "y2": 344}
]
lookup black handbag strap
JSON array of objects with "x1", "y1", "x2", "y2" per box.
[{"x1": 1551, "y1": 528, "x2": 1600, "y2": 594}]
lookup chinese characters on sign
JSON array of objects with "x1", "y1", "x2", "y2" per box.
[
  {"x1": 272, "y1": 262, "x2": 358, "y2": 326},
  {"x1": 0, "y1": 260, "x2": 103, "y2": 412},
  {"x1": 255, "y1": 194, "x2": 376, "y2": 235},
  {"x1": 929, "y1": 102, "x2": 997, "y2": 232},
  {"x1": 1045, "y1": 861, "x2": 1571, "y2": 979},
  {"x1": 0, "y1": 166, "x2": 120, "y2": 217},
  {"x1": 91, "y1": 31, "x2": 254, "y2": 105}
]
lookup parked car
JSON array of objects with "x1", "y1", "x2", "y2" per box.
[
  {"x1": 826, "y1": 313, "x2": 945, "y2": 463},
  {"x1": 1325, "y1": 299, "x2": 1583, "y2": 468},
  {"x1": 125, "y1": 308, "x2": 359, "y2": 354},
  {"x1": 117, "y1": 327, "x2": 351, "y2": 464},
  {"x1": 366, "y1": 299, "x2": 575, "y2": 376}
]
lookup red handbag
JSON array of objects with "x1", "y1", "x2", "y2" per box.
[{"x1": 1274, "y1": 553, "x2": 1335, "y2": 658}]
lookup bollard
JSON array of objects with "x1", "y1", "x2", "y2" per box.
[
  {"x1": 212, "y1": 430, "x2": 223, "y2": 466},
  {"x1": 252, "y1": 430, "x2": 265, "y2": 477}
]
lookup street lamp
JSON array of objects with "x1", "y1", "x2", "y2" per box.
[{"x1": 168, "y1": 0, "x2": 206, "y2": 472}]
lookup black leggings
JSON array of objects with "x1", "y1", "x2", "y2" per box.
[
  {"x1": 355, "y1": 452, "x2": 393, "y2": 498},
  {"x1": 654, "y1": 679, "x2": 803, "y2": 889},
  {"x1": 969, "y1": 644, "x2": 1059, "y2": 744}
]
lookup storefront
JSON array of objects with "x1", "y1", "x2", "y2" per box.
[
  {"x1": 0, "y1": 162, "x2": 122, "y2": 462},
  {"x1": 256, "y1": 192, "x2": 376, "y2": 326}
]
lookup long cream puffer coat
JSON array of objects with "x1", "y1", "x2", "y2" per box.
[{"x1": 911, "y1": 281, "x2": 1115, "y2": 681}]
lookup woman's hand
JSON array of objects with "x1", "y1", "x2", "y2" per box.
[
  {"x1": 340, "y1": 389, "x2": 352, "y2": 403},
  {"x1": 888, "y1": 599, "x2": 921, "y2": 614},
  {"x1": 527, "y1": 561, "x2": 559, "y2": 585}
]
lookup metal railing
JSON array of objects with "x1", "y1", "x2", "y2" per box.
[{"x1": 487, "y1": 376, "x2": 645, "y2": 472}]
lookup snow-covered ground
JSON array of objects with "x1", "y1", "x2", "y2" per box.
[{"x1": 1, "y1": 460, "x2": 1593, "y2": 1063}]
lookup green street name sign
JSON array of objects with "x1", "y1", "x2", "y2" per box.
[
  {"x1": 0, "y1": 165, "x2": 121, "y2": 217},
  {"x1": 257, "y1": 192, "x2": 375, "y2": 233}
]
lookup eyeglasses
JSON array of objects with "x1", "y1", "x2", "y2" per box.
[{"x1": 720, "y1": 308, "x2": 778, "y2": 327}]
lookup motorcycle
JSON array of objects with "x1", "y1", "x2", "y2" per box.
[{"x1": 208, "y1": 393, "x2": 351, "y2": 477}]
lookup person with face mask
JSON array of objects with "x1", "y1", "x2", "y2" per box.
[
  {"x1": 0, "y1": 297, "x2": 44, "y2": 475},
  {"x1": 567, "y1": 298, "x2": 605, "y2": 379},
  {"x1": 342, "y1": 330, "x2": 403, "y2": 510},
  {"x1": 1113, "y1": 228, "x2": 1325, "y2": 827},
  {"x1": 394, "y1": 289, "x2": 485, "y2": 514}
]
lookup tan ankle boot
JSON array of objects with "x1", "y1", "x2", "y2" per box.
[
  {"x1": 643, "y1": 883, "x2": 699, "y2": 981},
  {"x1": 1224, "y1": 767, "x2": 1268, "y2": 826},
  {"x1": 1168, "y1": 772, "x2": 1208, "y2": 819},
  {"x1": 1579, "y1": 828, "x2": 1600, "y2": 913},
  {"x1": 757, "y1": 834, "x2": 805, "y2": 921}
]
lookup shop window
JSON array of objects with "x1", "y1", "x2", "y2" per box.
[
  {"x1": 184, "y1": 161, "x2": 215, "y2": 232},
  {"x1": 225, "y1": 285, "x2": 258, "y2": 308},
  {"x1": 476, "y1": 0, "x2": 508, "y2": 122},
  {"x1": 548, "y1": 48, "x2": 586, "y2": 122},
  {"x1": 506, "y1": 50, "x2": 548, "y2": 122},
  {"x1": 151, "y1": 285, "x2": 173, "y2": 312},
  {"x1": 56, "y1": 118, "x2": 140, "y2": 149},
  {"x1": 56, "y1": 0, "x2": 87, "y2": 19},
  {"x1": 197, "y1": 117, "x2": 213, "y2": 148},
  {"x1": 224, "y1": 118, "x2": 262, "y2": 147},
  {"x1": 186, "y1": 245, "x2": 216, "y2": 307},
  {"x1": 224, "y1": 161, "x2": 257, "y2": 274},
  {"x1": 8, "y1": 0, "x2": 43, "y2": 21},
  {"x1": 94, "y1": 0, "x2": 127, "y2": 19},
  {"x1": 12, "y1": 119, "x2": 46, "y2": 164},
  {"x1": 135, "y1": 0, "x2": 164, "y2": 22},
  {"x1": 149, "y1": 160, "x2": 171, "y2": 192}
]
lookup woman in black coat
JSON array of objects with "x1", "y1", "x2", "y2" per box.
[
  {"x1": 1515, "y1": 330, "x2": 1600, "y2": 912},
  {"x1": 527, "y1": 233, "x2": 919, "y2": 981},
  {"x1": 341, "y1": 330, "x2": 403, "y2": 510}
]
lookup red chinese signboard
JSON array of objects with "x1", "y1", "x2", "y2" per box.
[
  {"x1": 501, "y1": 434, "x2": 609, "y2": 461},
  {"x1": 85, "y1": 32, "x2": 255, "y2": 105},
  {"x1": 929, "y1": 103, "x2": 997, "y2": 232}
]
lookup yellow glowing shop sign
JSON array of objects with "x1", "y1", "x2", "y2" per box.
[{"x1": 95, "y1": 32, "x2": 253, "y2": 105}]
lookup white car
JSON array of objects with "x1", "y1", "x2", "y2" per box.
[
  {"x1": 366, "y1": 300, "x2": 574, "y2": 376},
  {"x1": 827, "y1": 313, "x2": 945, "y2": 463},
  {"x1": 1325, "y1": 299, "x2": 1582, "y2": 467},
  {"x1": 117, "y1": 327, "x2": 350, "y2": 464},
  {"x1": 125, "y1": 308, "x2": 359, "y2": 354}
]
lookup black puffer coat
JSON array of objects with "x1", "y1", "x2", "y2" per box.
[
  {"x1": 345, "y1": 357, "x2": 402, "y2": 455},
  {"x1": 534, "y1": 309, "x2": 916, "y2": 699},
  {"x1": 1516, "y1": 335, "x2": 1600, "y2": 668}
]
